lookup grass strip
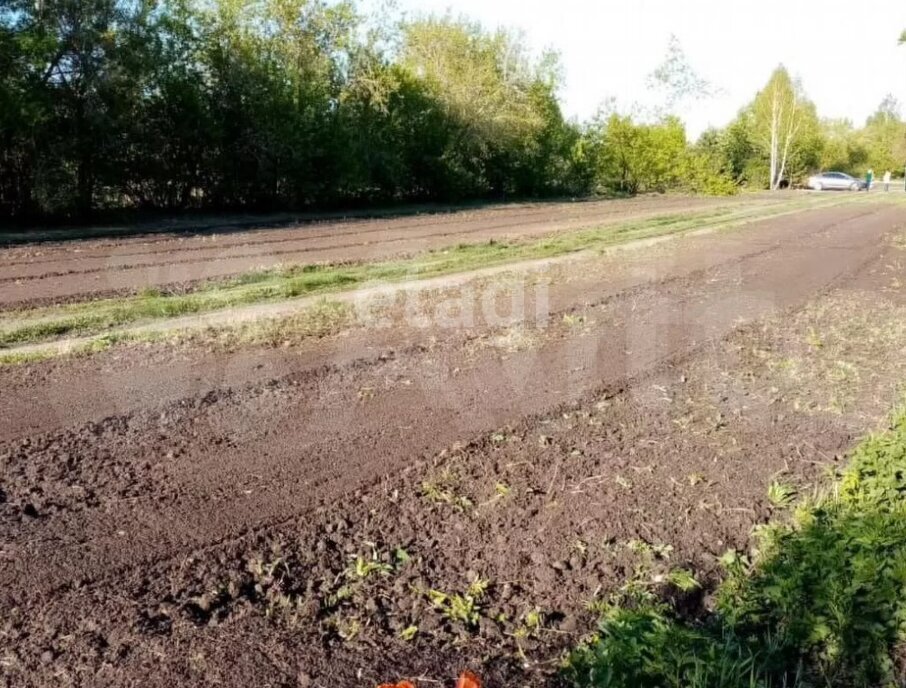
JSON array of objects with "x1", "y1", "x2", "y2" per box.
[
  {"x1": 566, "y1": 402, "x2": 906, "y2": 688},
  {"x1": 0, "y1": 299, "x2": 354, "y2": 366},
  {"x1": 0, "y1": 195, "x2": 852, "y2": 349}
]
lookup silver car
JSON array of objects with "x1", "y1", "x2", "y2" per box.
[{"x1": 807, "y1": 171, "x2": 866, "y2": 191}]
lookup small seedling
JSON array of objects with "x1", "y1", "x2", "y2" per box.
[
  {"x1": 513, "y1": 607, "x2": 545, "y2": 638},
  {"x1": 665, "y1": 568, "x2": 701, "y2": 592},
  {"x1": 248, "y1": 553, "x2": 284, "y2": 579},
  {"x1": 686, "y1": 472, "x2": 706, "y2": 486},
  {"x1": 324, "y1": 584, "x2": 353, "y2": 609},
  {"x1": 627, "y1": 540, "x2": 673, "y2": 559},
  {"x1": 421, "y1": 472, "x2": 474, "y2": 511},
  {"x1": 467, "y1": 577, "x2": 489, "y2": 598},
  {"x1": 346, "y1": 542, "x2": 410, "y2": 582},
  {"x1": 350, "y1": 555, "x2": 393, "y2": 579},
  {"x1": 399, "y1": 625, "x2": 418, "y2": 641},
  {"x1": 627, "y1": 539, "x2": 651, "y2": 555},
  {"x1": 335, "y1": 617, "x2": 361, "y2": 641},
  {"x1": 805, "y1": 327, "x2": 824, "y2": 350},
  {"x1": 767, "y1": 480, "x2": 797, "y2": 508},
  {"x1": 426, "y1": 577, "x2": 490, "y2": 629},
  {"x1": 718, "y1": 548, "x2": 750, "y2": 574}
]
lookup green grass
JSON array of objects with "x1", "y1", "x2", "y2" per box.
[
  {"x1": 566, "y1": 402, "x2": 906, "y2": 688},
  {"x1": 0, "y1": 299, "x2": 353, "y2": 366},
  {"x1": 0, "y1": 194, "x2": 857, "y2": 350}
]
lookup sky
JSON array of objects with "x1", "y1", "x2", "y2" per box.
[{"x1": 387, "y1": 0, "x2": 906, "y2": 137}]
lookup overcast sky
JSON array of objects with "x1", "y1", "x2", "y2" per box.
[{"x1": 388, "y1": 0, "x2": 906, "y2": 137}]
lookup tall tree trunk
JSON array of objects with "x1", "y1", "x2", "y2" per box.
[
  {"x1": 75, "y1": 98, "x2": 94, "y2": 218},
  {"x1": 777, "y1": 94, "x2": 800, "y2": 190},
  {"x1": 769, "y1": 90, "x2": 779, "y2": 191}
]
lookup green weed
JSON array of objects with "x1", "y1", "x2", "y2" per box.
[
  {"x1": 567, "y1": 403, "x2": 906, "y2": 688},
  {"x1": 426, "y1": 577, "x2": 490, "y2": 629},
  {"x1": 421, "y1": 470, "x2": 474, "y2": 511},
  {"x1": 399, "y1": 625, "x2": 419, "y2": 641},
  {"x1": 664, "y1": 569, "x2": 701, "y2": 593},
  {"x1": 766, "y1": 480, "x2": 797, "y2": 509}
]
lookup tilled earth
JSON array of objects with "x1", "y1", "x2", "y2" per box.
[
  {"x1": 0, "y1": 194, "x2": 782, "y2": 308},
  {"x1": 1, "y1": 198, "x2": 906, "y2": 687}
]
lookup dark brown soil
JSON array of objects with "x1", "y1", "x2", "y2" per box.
[
  {"x1": 1, "y1": 199, "x2": 905, "y2": 688},
  {"x1": 0, "y1": 195, "x2": 777, "y2": 309}
]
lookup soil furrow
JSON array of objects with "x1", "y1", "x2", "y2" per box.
[{"x1": 1, "y1": 197, "x2": 904, "y2": 688}]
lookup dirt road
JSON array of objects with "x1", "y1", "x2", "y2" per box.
[
  {"x1": 0, "y1": 195, "x2": 783, "y2": 308},
  {"x1": 1, "y1": 198, "x2": 905, "y2": 687}
]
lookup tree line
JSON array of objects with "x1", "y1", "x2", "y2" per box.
[
  {"x1": 1, "y1": 0, "x2": 593, "y2": 221},
  {"x1": 2, "y1": 1, "x2": 905, "y2": 222},
  {"x1": 698, "y1": 67, "x2": 906, "y2": 190}
]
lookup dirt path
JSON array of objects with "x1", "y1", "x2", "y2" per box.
[
  {"x1": 0, "y1": 195, "x2": 784, "y2": 308},
  {"x1": 0, "y1": 200, "x2": 905, "y2": 688}
]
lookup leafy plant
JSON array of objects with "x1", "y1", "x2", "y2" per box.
[
  {"x1": 421, "y1": 471, "x2": 474, "y2": 511},
  {"x1": 427, "y1": 577, "x2": 490, "y2": 629},
  {"x1": 399, "y1": 625, "x2": 419, "y2": 641},
  {"x1": 567, "y1": 404, "x2": 906, "y2": 688},
  {"x1": 766, "y1": 480, "x2": 797, "y2": 509},
  {"x1": 350, "y1": 555, "x2": 393, "y2": 580},
  {"x1": 665, "y1": 569, "x2": 700, "y2": 593}
]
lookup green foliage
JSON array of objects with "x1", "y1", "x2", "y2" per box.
[
  {"x1": 427, "y1": 577, "x2": 490, "y2": 629},
  {"x1": 860, "y1": 96, "x2": 906, "y2": 175},
  {"x1": 703, "y1": 81, "x2": 905, "y2": 187},
  {"x1": 818, "y1": 119, "x2": 868, "y2": 174},
  {"x1": 710, "y1": 67, "x2": 821, "y2": 190},
  {"x1": 11, "y1": 5, "x2": 904, "y2": 219},
  {"x1": 814, "y1": 98, "x2": 906, "y2": 178},
  {"x1": 567, "y1": 405, "x2": 906, "y2": 688},
  {"x1": 766, "y1": 481, "x2": 797, "y2": 509},
  {"x1": 0, "y1": 2, "x2": 588, "y2": 220},
  {"x1": 583, "y1": 114, "x2": 736, "y2": 196}
]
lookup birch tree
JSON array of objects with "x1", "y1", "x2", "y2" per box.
[
  {"x1": 751, "y1": 67, "x2": 817, "y2": 190},
  {"x1": 646, "y1": 35, "x2": 716, "y2": 117}
]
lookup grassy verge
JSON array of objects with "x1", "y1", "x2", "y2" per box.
[
  {"x1": 0, "y1": 299, "x2": 354, "y2": 366},
  {"x1": 566, "y1": 402, "x2": 906, "y2": 688},
  {"x1": 0, "y1": 196, "x2": 851, "y2": 350}
]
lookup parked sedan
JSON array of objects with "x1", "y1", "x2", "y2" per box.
[{"x1": 807, "y1": 171, "x2": 866, "y2": 191}]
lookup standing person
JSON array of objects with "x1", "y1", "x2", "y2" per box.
[
  {"x1": 884, "y1": 170, "x2": 892, "y2": 192},
  {"x1": 865, "y1": 168, "x2": 874, "y2": 191}
]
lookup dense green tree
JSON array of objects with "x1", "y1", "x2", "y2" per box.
[
  {"x1": 818, "y1": 118, "x2": 868, "y2": 174},
  {"x1": 701, "y1": 67, "x2": 824, "y2": 189},
  {"x1": 584, "y1": 114, "x2": 734, "y2": 196},
  {"x1": 6, "y1": 5, "x2": 906, "y2": 221},
  {"x1": 0, "y1": 3, "x2": 594, "y2": 220},
  {"x1": 1, "y1": 0, "x2": 161, "y2": 216},
  {"x1": 860, "y1": 95, "x2": 906, "y2": 175},
  {"x1": 747, "y1": 67, "x2": 822, "y2": 189}
]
